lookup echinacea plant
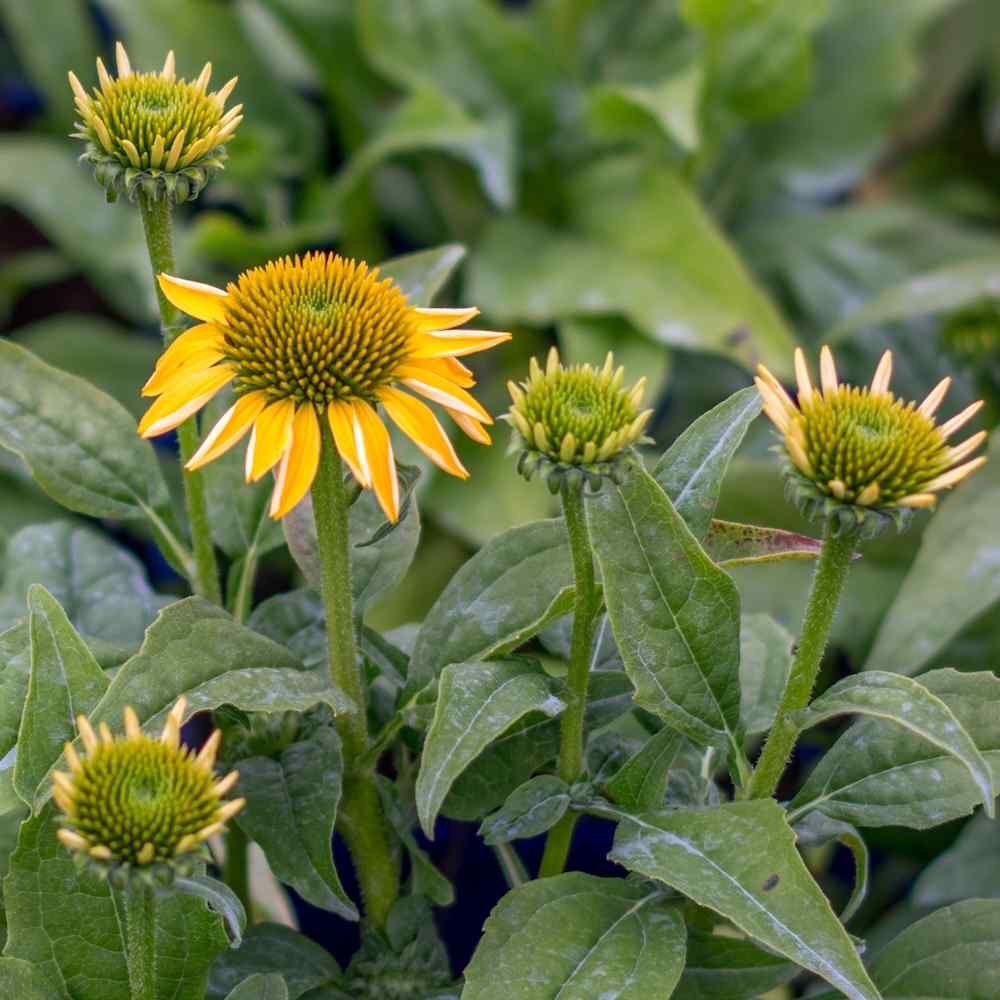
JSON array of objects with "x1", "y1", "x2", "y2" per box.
[{"x1": 0, "y1": 35, "x2": 997, "y2": 1000}]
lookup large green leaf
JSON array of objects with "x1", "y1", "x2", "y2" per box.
[
  {"x1": 283, "y1": 489, "x2": 420, "y2": 613},
  {"x1": 794, "y1": 671, "x2": 995, "y2": 819},
  {"x1": 866, "y1": 899, "x2": 1000, "y2": 998},
  {"x1": 673, "y1": 929, "x2": 795, "y2": 1000},
  {"x1": 225, "y1": 975, "x2": 289, "y2": 1000},
  {"x1": 13, "y1": 586, "x2": 108, "y2": 808},
  {"x1": 415, "y1": 659, "x2": 564, "y2": 837},
  {"x1": 604, "y1": 726, "x2": 683, "y2": 811},
  {"x1": 0, "y1": 957, "x2": 57, "y2": 999},
  {"x1": 463, "y1": 873, "x2": 686, "y2": 1000},
  {"x1": 866, "y1": 444, "x2": 1000, "y2": 675},
  {"x1": 739, "y1": 613, "x2": 794, "y2": 737},
  {"x1": 588, "y1": 463, "x2": 742, "y2": 748},
  {"x1": 478, "y1": 775, "x2": 570, "y2": 846},
  {"x1": 0, "y1": 522, "x2": 167, "y2": 649},
  {"x1": 468, "y1": 158, "x2": 795, "y2": 374},
  {"x1": 912, "y1": 813, "x2": 1000, "y2": 909},
  {"x1": 0, "y1": 343, "x2": 188, "y2": 571},
  {"x1": 653, "y1": 387, "x2": 762, "y2": 541},
  {"x1": 379, "y1": 244, "x2": 467, "y2": 306},
  {"x1": 234, "y1": 722, "x2": 357, "y2": 921},
  {"x1": 610, "y1": 800, "x2": 881, "y2": 1000},
  {"x1": 0, "y1": 625, "x2": 31, "y2": 812},
  {"x1": 248, "y1": 590, "x2": 328, "y2": 669},
  {"x1": 4, "y1": 804, "x2": 227, "y2": 1000},
  {"x1": 407, "y1": 518, "x2": 573, "y2": 696},
  {"x1": 0, "y1": 138, "x2": 149, "y2": 320},
  {"x1": 790, "y1": 669, "x2": 1000, "y2": 829},
  {"x1": 207, "y1": 923, "x2": 342, "y2": 1000}
]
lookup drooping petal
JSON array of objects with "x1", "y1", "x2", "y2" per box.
[
  {"x1": 270, "y1": 404, "x2": 322, "y2": 518},
  {"x1": 411, "y1": 306, "x2": 480, "y2": 332},
  {"x1": 143, "y1": 343, "x2": 226, "y2": 396},
  {"x1": 157, "y1": 273, "x2": 229, "y2": 324},
  {"x1": 410, "y1": 328, "x2": 512, "y2": 359},
  {"x1": 138, "y1": 364, "x2": 235, "y2": 437},
  {"x1": 403, "y1": 355, "x2": 476, "y2": 388},
  {"x1": 446, "y1": 408, "x2": 492, "y2": 445},
  {"x1": 328, "y1": 400, "x2": 369, "y2": 487},
  {"x1": 186, "y1": 390, "x2": 268, "y2": 470},
  {"x1": 245, "y1": 398, "x2": 296, "y2": 482},
  {"x1": 379, "y1": 386, "x2": 468, "y2": 478},
  {"x1": 396, "y1": 365, "x2": 492, "y2": 423},
  {"x1": 353, "y1": 400, "x2": 400, "y2": 522}
]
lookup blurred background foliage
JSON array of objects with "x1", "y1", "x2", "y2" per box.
[{"x1": 3, "y1": 0, "x2": 1000, "y2": 959}]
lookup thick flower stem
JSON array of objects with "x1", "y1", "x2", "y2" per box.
[
  {"x1": 137, "y1": 192, "x2": 221, "y2": 605},
  {"x1": 747, "y1": 523, "x2": 856, "y2": 801},
  {"x1": 123, "y1": 887, "x2": 156, "y2": 1000},
  {"x1": 311, "y1": 432, "x2": 398, "y2": 928},
  {"x1": 539, "y1": 487, "x2": 600, "y2": 878}
]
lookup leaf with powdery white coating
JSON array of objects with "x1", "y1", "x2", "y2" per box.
[
  {"x1": 463, "y1": 873, "x2": 686, "y2": 1000},
  {"x1": 793, "y1": 671, "x2": 995, "y2": 819},
  {"x1": 589, "y1": 463, "x2": 742, "y2": 749},
  {"x1": 604, "y1": 726, "x2": 682, "y2": 810},
  {"x1": 674, "y1": 929, "x2": 795, "y2": 1000},
  {"x1": 610, "y1": 800, "x2": 881, "y2": 1000},
  {"x1": 407, "y1": 518, "x2": 573, "y2": 696},
  {"x1": 416, "y1": 659, "x2": 564, "y2": 838},
  {"x1": 0, "y1": 957, "x2": 56, "y2": 999},
  {"x1": 739, "y1": 614, "x2": 794, "y2": 737},
  {"x1": 790, "y1": 669, "x2": 1000, "y2": 830},
  {"x1": 653, "y1": 386, "x2": 762, "y2": 541},
  {"x1": 479, "y1": 775, "x2": 570, "y2": 845}
]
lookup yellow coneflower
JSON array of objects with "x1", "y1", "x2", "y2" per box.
[
  {"x1": 68, "y1": 42, "x2": 241, "y2": 203},
  {"x1": 505, "y1": 348, "x2": 652, "y2": 492},
  {"x1": 755, "y1": 346, "x2": 986, "y2": 518},
  {"x1": 138, "y1": 252, "x2": 509, "y2": 521},
  {"x1": 53, "y1": 698, "x2": 243, "y2": 883}
]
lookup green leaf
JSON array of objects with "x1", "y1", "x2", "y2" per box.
[
  {"x1": 407, "y1": 518, "x2": 574, "y2": 697},
  {"x1": 793, "y1": 671, "x2": 996, "y2": 819},
  {"x1": 673, "y1": 928, "x2": 795, "y2": 1000},
  {"x1": 739, "y1": 614, "x2": 794, "y2": 737},
  {"x1": 248, "y1": 590, "x2": 327, "y2": 669},
  {"x1": 225, "y1": 975, "x2": 290, "y2": 1000},
  {"x1": 443, "y1": 671, "x2": 633, "y2": 821},
  {"x1": 0, "y1": 625, "x2": 31, "y2": 812},
  {"x1": 867, "y1": 899, "x2": 1000, "y2": 998},
  {"x1": 0, "y1": 522, "x2": 167, "y2": 648},
  {"x1": 912, "y1": 813, "x2": 1000, "y2": 909},
  {"x1": 0, "y1": 343, "x2": 188, "y2": 569},
  {"x1": 610, "y1": 800, "x2": 881, "y2": 1000},
  {"x1": 175, "y1": 874, "x2": 247, "y2": 948},
  {"x1": 866, "y1": 444, "x2": 1000, "y2": 676},
  {"x1": 652, "y1": 387, "x2": 762, "y2": 541},
  {"x1": 4, "y1": 804, "x2": 227, "y2": 1000},
  {"x1": 704, "y1": 519, "x2": 823, "y2": 567},
  {"x1": 416, "y1": 659, "x2": 564, "y2": 837},
  {"x1": 790, "y1": 669, "x2": 1000, "y2": 829},
  {"x1": 478, "y1": 775, "x2": 570, "y2": 845},
  {"x1": 283, "y1": 489, "x2": 420, "y2": 613},
  {"x1": 13, "y1": 586, "x2": 108, "y2": 808},
  {"x1": 207, "y1": 923, "x2": 342, "y2": 1000},
  {"x1": 588, "y1": 463, "x2": 742, "y2": 748},
  {"x1": 0, "y1": 956, "x2": 58, "y2": 998},
  {"x1": 0, "y1": 138, "x2": 148, "y2": 320},
  {"x1": 832, "y1": 256, "x2": 1000, "y2": 339},
  {"x1": 468, "y1": 158, "x2": 795, "y2": 374},
  {"x1": 604, "y1": 727, "x2": 683, "y2": 811},
  {"x1": 463, "y1": 873, "x2": 686, "y2": 1000},
  {"x1": 795, "y1": 812, "x2": 870, "y2": 924},
  {"x1": 380, "y1": 244, "x2": 467, "y2": 306},
  {"x1": 234, "y1": 723, "x2": 358, "y2": 921}
]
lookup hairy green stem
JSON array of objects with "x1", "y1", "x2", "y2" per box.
[
  {"x1": 748, "y1": 522, "x2": 856, "y2": 800},
  {"x1": 311, "y1": 432, "x2": 398, "y2": 927},
  {"x1": 137, "y1": 193, "x2": 221, "y2": 605},
  {"x1": 539, "y1": 487, "x2": 600, "y2": 878},
  {"x1": 123, "y1": 887, "x2": 156, "y2": 1000}
]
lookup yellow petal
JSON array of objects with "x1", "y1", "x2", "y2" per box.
[
  {"x1": 793, "y1": 348, "x2": 814, "y2": 405},
  {"x1": 138, "y1": 364, "x2": 235, "y2": 437},
  {"x1": 917, "y1": 377, "x2": 952, "y2": 419},
  {"x1": 157, "y1": 273, "x2": 229, "y2": 324},
  {"x1": 819, "y1": 346, "x2": 839, "y2": 396},
  {"x1": 870, "y1": 350, "x2": 893, "y2": 396},
  {"x1": 404, "y1": 355, "x2": 476, "y2": 388},
  {"x1": 353, "y1": 400, "x2": 400, "y2": 522},
  {"x1": 142, "y1": 343, "x2": 226, "y2": 397},
  {"x1": 270, "y1": 405, "x2": 322, "y2": 518},
  {"x1": 186, "y1": 390, "x2": 268, "y2": 470},
  {"x1": 396, "y1": 365, "x2": 492, "y2": 424},
  {"x1": 328, "y1": 400, "x2": 369, "y2": 487},
  {"x1": 938, "y1": 399, "x2": 983, "y2": 438},
  {"x1": 379, "y1": 386, "x2": 468, "y2": 478},
  {"x1": 447, "y1": 408, "x2": 492, "y2": 445},
  {"x1": 412, "y1": 306, "x2": 480, "y2": 332},
  {"x1": 245, "y1": 399, "x2": 296, "y2": 482},
  {"x1": 410, "y1": 328, "x2": 512, "y2": 359},
  {"x1": 921, "y1": 456, "x2": 987, "y2": 493}
]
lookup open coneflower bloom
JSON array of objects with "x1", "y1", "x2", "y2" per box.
[
  {"x1": 755, "y1": 345, "x2": 987, "y2": 512},
  {"x1": 138, "y1": 252, "x2": 509, "y2": 521}
]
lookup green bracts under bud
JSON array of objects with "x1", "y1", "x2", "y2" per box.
[
  {"x1": 68, "y1": 43, "x2": 241, "y2": 204},
  {"x1": 505, "y1": 348, "x2": 652, "y2": 493}
]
